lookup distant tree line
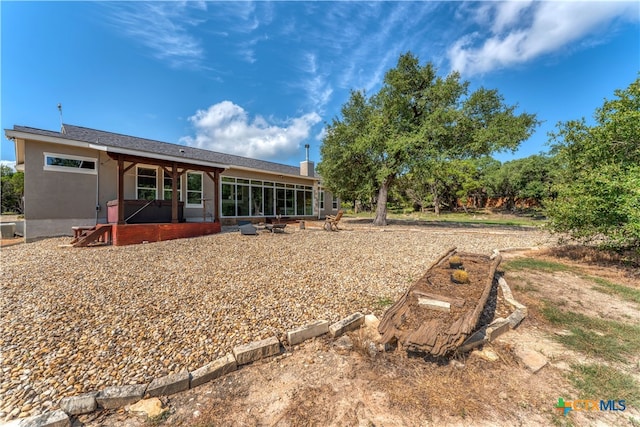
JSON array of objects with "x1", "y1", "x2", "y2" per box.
[{"x1": 1, "y1": 165, "x2": 24, "y2": 214}]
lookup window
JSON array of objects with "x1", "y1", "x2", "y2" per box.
[
  {"x1": 319, "y1": 190, "x2": 325, "y2": 210},
  {"x1": 137, "y1": 167, "x2": 157, "y2": 200},
  {"x1": 332, "y1": 196, "x2": 339, "y2": 210},
  {"x1": 186, "y1": 172, "x2": 203, "y2": 207},
  {"x1": 220, "y1": 176, "x2": 312, "y2": 217},
  {"x1": 43, "y1": 152, "x2": 97, "y2": 174},
  {"x1": 163, "y1": 171, "x2": 181, "y2": 201}
]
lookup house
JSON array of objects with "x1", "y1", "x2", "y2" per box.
[{"x1": 4, "y1": 124, "x2": 339, "y2": 243}]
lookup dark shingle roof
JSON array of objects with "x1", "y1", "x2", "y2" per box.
[{"x1": 11, "y1": 124, "x2": 308, "y2": 178}]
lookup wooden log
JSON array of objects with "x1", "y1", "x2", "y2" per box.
[{"x1": 418, "y1": 298, "x2": 451, "y2": 312}]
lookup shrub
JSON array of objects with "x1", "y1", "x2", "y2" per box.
[
  {"x1": 451, "y1": 269, "x2": 469, "y2": 284},
  {"x1": 449, "y1": 255, "x2": 463, "y2": 269}
]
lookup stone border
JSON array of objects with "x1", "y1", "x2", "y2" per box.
[
  {"x1": 458, "y1": 249, "x2": 528, "y2": 353},
  {"x1": 4, "y1": 312, "x2": 366, "y2": 427}
]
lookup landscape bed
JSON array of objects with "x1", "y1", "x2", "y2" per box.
[{"x1": 0, "y1": 219, "x2": 554, "y2": 422}]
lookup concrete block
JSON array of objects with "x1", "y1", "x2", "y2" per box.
[
  {"x1": 59, "y1": 392, "x2": 98, "y2": 415},
  {"x1": 0, "y1": 223, "x2": 15, "y2": 238},
  {"x1": 418, "y1": 298, "x2": 451, "y2": 312},
  {"x1": 329, "y1": 312, "x2": 365, "y2": 337},
  {"x1": 233, "y1": 336, "x2": 280, "y2": 365},
  {"x1": 190, "y1": 353, "x2": 237, "y2": 388},
  {"x1": 95, "y1": 384, "x2": 147, "y2": 409},
  {"x1": 2, "y1": 410, "x2": 70, "y2": 427},
  {"x1": 507, "y1": 308, "x2": 527, "y2": 328},
  {"x1": 486, "y1": 318, "x2": 511, "y2": 341},
  {"x1": 516, "y1": 348, "x2": 548, "y2": 373},
  {"x1": 146, "y1": 371, "x2": 190, "y2": 397},
  {"x1": 287, "y1": 320, "x2": 329, "y2": 345}
]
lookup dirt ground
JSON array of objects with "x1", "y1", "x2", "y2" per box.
[{"x1": 70, "y1": 247, "x2": 640, "y2": 427}]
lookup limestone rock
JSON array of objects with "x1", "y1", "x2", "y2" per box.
[
  {"x1": 127, "y1": 398, "x2": 168, "y2": 419},
  {"x1": 516, "y1": 348, "x2": 548, "y2": 373}
]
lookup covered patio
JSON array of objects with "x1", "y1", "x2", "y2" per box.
[{"x1": 73, "y1": 152, "x2": 226, "y2": 247}]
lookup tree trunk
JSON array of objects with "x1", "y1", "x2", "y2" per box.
[
  {"x1": 373, "y1": 177, "x2": 392, "y2": 226},
  {"x1": 430, "y1": 183, "x2": 441, "y2": 216}
]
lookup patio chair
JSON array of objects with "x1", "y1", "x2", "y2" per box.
[{"x1": 324, "y1": 210, "x2": 343, "y2": 231}]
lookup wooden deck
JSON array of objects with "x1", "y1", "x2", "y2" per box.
[{"x1": 70, "y1": 222, "x2": 221, "y2": 247}]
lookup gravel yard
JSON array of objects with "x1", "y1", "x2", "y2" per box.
[{"x1": 0, "y1": 220, "x2": 554, "y2": 421}]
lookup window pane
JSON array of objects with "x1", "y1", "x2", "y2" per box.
[
  {"x1": 237, "y1": 185, "x2": 250, "y2": 216},
  {"x1": 187, "y1": 191, "x2": 201, "y2": 205},
  {"x1": 296, "y1": 189, "x2": 305, "y2": 215},
  {"x1": 251, "y1": 186, "x2": 263, "y2": 216},
  {"x1": 237, "y1": 178, "x2": 250, "y2": 184},
  {"x1": 222, "y1": 183, "x2": 235, "y2": 216},
  {"x1": 187, "y1": 173, "x2": 202, "y2": 191},
  {"x1": 264, "y1": 187, "x2": 274, "y2": 216},
  {"x1": 276, "y1": 188, "x2": 286, "y2": 215},
  {"x1": 138, "y1": 176, "x2": 156, "y2": 188},
  {"x1": 286, "y1": 189, "x2": 294, "y2": 215},
  {"x1": 305, "y1": 190, "x2": 313, "y2": 215},
  {"x1": 137, "y1": 167, "x2": 157, "y2": 200},
  {"x1": 138, "y1": 189, "x2": 156, "y2": 201}
]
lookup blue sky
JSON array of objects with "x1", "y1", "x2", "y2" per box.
[{"x1": 1, "y1": 1, "x2": 638, "y2": 169}]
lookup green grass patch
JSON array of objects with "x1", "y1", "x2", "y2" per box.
[
  {"x1": 376, "y1": 296, "x2": 395, "y2": 309},
  {"x1": 569, "y1": 363, "x2": 640, "y2": 407},
  {"x1": 503, "y1": 258, "x2": 640, "y2": 305},
  {"x1": 541, "y1": 302, "x2": 640, "y2": 363},
  {"x1": 502, "y1": 258, "x2": 572, "y2": 273},
  {"x1": 347, "y1": 211, "x2": 543, "y2": 227},
  {"x1": 588, "y1": 277, "x2": 640, "y2": 305}
]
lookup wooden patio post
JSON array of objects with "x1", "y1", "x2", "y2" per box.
[
  {"x1": 214, "y1": 169, "x2": 220, "y2": 222},
  {"x1": 171, "y1": 163, "x2": 179, "y2": 223},
  {"x1": 117, "y1": 156, "x2": 125, "y2": 224}
]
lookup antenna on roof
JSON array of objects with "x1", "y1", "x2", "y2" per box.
[
  {"x1": 305, "y1": 144, "x2": 310, "y2": 162},
  {"x1": 57, "y1": 103, "x2": 66, "y2": 134}
]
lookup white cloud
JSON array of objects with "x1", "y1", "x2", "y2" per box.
[
  {"x1": 180, "y1": 102, "x2": 321, "y2": 161},
  {"x1": 0, "y1": 160, "x2": 16, "y2": 171},
  {"x1": 106, "y1": 2, "x2": 206, "y2": 69},
  {"x1": 297, "y1": 52, "x2": 333, "y2": 113},
  {"x1": 449, "y1": 2, "x2": 638, "y2": 76}
]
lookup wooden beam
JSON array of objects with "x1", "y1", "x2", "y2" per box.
[
  {"x1": 213, "y1": 169, "x2": 220, "y2": 222},
  {"x1": 107, "y1": 151, "x2": 223, "y2": 174},
  {"x1": 171, "y1": 163, "x2": 178, "y2": 223},
  {"x1": 117, "y1": 156, "x2": 125, "y2": 224}
]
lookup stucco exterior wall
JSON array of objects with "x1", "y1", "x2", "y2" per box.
[{"x1": 23, "y1": 140, "x2": 98, "y2": 239}]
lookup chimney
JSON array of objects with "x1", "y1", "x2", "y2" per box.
[{"x1": 300, "y1": 144, "x2": 314, "y2": 177}]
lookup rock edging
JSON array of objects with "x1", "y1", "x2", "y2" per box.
[
  {"x1": 458, "y1": 249, "x2": 528, "y2": 353},
  {"x1": 2, "y1": 313, "x2": 365, "y2": 427}
]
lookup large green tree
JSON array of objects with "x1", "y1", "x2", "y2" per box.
[
  {"x1": 318, "y1": 52, "x2": 538, "y2": 225},
  {"x1": 547, "y1": 76, "x2": 640, "y2": 250}
]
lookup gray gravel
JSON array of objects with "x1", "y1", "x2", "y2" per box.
[{"x1": 0, "y1": 219, "x2": 555, "y2": 421}]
